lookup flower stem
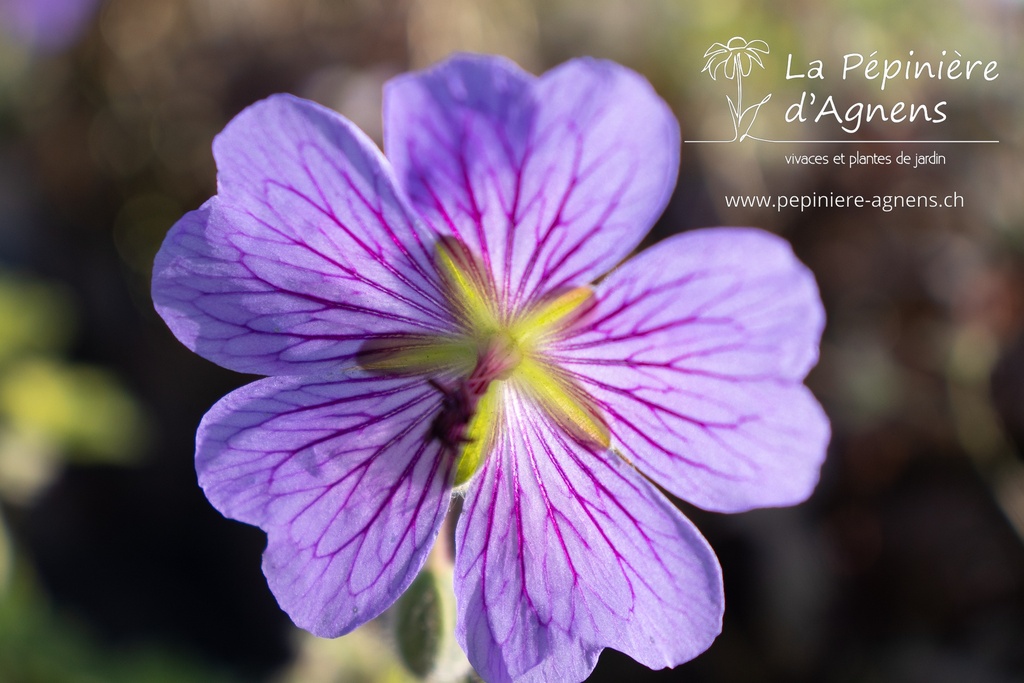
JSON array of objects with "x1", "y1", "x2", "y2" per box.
[{"x1": 735, "y1": 56, "x2": 744, "y2": 140}]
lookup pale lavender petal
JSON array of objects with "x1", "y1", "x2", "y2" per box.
[
  {"x1": 455, "y1": 384, "x2": 723, "y2": 683},
  {"x1": 384, "y1": 54, "x2": 679, "y2": 314},
  {"x1": 197, "y1": 373, "x2": 453, "y2": 637},
  {"x1": 153, "y1": 94, "x2": 453, "y2": 375},
  {"x1": 554, "y1": 228, "x2": 830, "y2": 513}
]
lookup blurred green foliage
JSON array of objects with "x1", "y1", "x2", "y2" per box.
[
  {"x1": 274, "y1": 625, "x2": 418, "y2": 683},
  {"x1": 0, "y1": 273, "x2": 75, "y2": 364},
  {"x1": 0, "y1": 269, "x2": 156, "y2": 679},
  {"x1": 0, "y1": 569, "x2": 242, "y2": 683},
  {"x1": 0, "y1": 358, "x2": 147, "y2": 464},
  {"x1": 0, "y1": 271, "x2": 147, "y2": 508}
]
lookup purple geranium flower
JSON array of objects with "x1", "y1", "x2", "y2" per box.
[{"x1": 152, "y1": 54, "x2": 829, "y2": 682}]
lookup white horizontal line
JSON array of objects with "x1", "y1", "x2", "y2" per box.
[{"x1": 684, "y1": 139, "x2": 1000, "y2": 144}]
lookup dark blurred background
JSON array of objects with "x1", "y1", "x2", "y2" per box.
[{"x1": 0, "y1": 0, "x2": 1022, "y2": 681}]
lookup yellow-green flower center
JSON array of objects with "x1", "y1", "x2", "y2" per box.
[{"x1": 359, "y1": 237, "x2": 610, "y2": 486}]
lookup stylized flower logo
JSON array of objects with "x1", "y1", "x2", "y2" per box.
[
  {"x1": 702, "y1": 37, "x2": 772, "y2": 141},
  {"x1": 152, "y1": 53, "x2": 828, "y2": 682},
  {"x1": 703, "y1": 36, "x2": 769, "y2": 80}
]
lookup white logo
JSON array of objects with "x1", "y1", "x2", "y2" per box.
[{"x1": 701, "y1": 37, "x2": 772, "y2": 142}]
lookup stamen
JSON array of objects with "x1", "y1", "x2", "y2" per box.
[
  {"x1": 453, "y1": 383, "x2": 500, "y2": 487},
  {"x1": 513, "y1": 286, "x2": 595, "y2": 347},
  {"x1": 357, "y1": 336, "x2": 476, "y2": 375},
  {"x1": 514, "y1": 357, "x2": 611, "y2": 450},
  {"x1": 435, "y1": 236, "x2": 500, "y2": 331}
]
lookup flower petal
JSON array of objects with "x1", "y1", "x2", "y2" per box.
[
  {"x1": 746, "y1": 39, "x2": 770, "y2": 55},
  {"x1": 737, "y1": 53, "x2": 752, "y2": 78},
  {"x1": 153, "y1": 94, "x2": 453, "y2": 375},
  {"x1": 384, "y1": 54, "x2": 679, "y2": 314},
  {"x1": 196, "y1": 373, "x2": 454, "y2": 637},
  {"x1": 554, "y1": 228, "x2": 830, "y2": 513},
  {"x1": 702, "y1": 42, "x2": 730, "y2": 59},
  {"x1": 723, "y1": 55, "x2": 737, "y2": 81},
  {"x1": 455, "y1": 384, "x2": 723, "y2": 683}
]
